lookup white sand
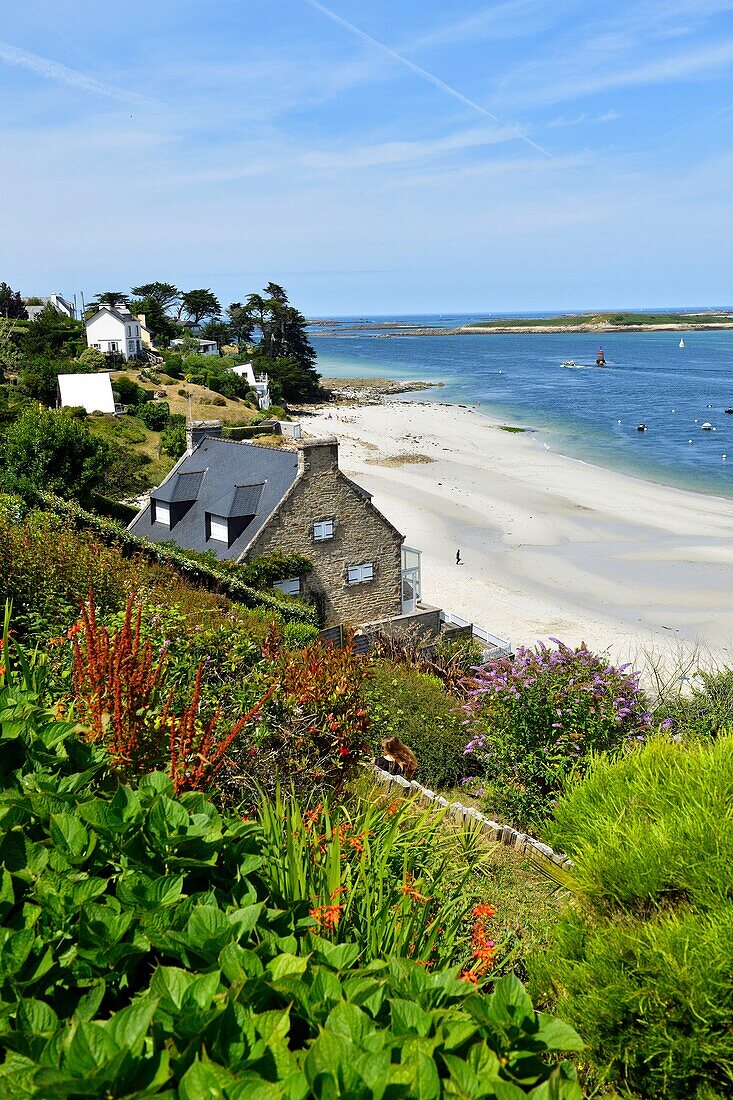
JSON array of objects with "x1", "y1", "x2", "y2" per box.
[{"x1": 306, "y1": 400, "x2": 733, "y2": 664}]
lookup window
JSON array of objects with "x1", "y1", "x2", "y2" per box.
[
  {"x1": 208, "y1": 514, "x2": 229, "y2": 543},
  {"x1": 151, "y1": 500, "x2": 170, "y2": 528},
  {"x1": 347, "y1": 562, "x2": 373, "y2": 585},
  {"x1": 274, "y1": 577, "x2": 300, "y2": 596},
  {"x1": 313, "y1": 519, "x2": 334, "y2": 541}
]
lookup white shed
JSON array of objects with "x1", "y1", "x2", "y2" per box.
[{"x1": 58, "y1": 372, "x2": 116, "y2": 415}]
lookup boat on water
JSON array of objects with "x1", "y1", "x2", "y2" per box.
[
  {"x1": 637, "y1": 423, "x2": 648, "y2": 432},
  {"x1": 561, "y1": 359, "x2": 576, "y2": 367},
  {"x1": 679, "y1": 338, "x2": 685, "y2": 348},
  {"x1": 702, "y1": 422, "x2": 712, "y2": 430}
]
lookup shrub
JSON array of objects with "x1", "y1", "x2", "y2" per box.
[
  {"x1": 366, "y1": 660, "x2": 468, "y2": 789},
  {"x1": 282, "y1": 620, "x2": 320, "y2": 648},
  {"x1": 112, "y1": 374, "x2": 147, "y2": 406},
  {"x1": 161, "y1": 415, "x2": 186, "y2": 457},
  {"x1": 464, "y1": 641, "x2": 651, "y2": 832},
  {"x1": 655, "y1": 666, "x2": 733, "y2": 739},
  {"x1": 538, "y1": 734, "x2": 733, "y2": 1099},
  {"x1": 136, "y1": 399, "x2": 169, "y2": 430},
  {"x1": 77, "y1": 345, "x2": 107, "y2": 370},
  {"x1": 1, "y1": 407, "x2": 110, "y2": 504}
]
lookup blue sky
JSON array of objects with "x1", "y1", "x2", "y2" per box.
[{"x1": 2, "y1": 0, "x2": 732, "y2": 314}]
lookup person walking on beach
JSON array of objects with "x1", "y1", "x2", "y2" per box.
[
  {"x1": 375, "y1": 737, "x2": 418, "y2": 779},
  {"x1": 456, "y1": 549, "x2": 462, "y2": 565}
]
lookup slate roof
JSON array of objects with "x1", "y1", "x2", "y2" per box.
[{"x1": 129, "y1": 437, "x2": 299, "y2": 560}]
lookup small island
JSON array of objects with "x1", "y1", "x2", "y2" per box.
[{"x1": 463, "y1": 310, "x2": 733, "y2": 333}]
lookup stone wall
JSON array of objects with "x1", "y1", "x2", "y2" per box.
[
  {"x1": 244, "y1": 437, "x2": 404, "y2": 627},
  {"x1": 372, "y1": 766, "x2": 573, "y2": 868}
]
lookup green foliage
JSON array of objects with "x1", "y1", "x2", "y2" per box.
[
  {"x1": 161, "y1": 414, "x2": 187, "y2": 458},
  {"x1": 282, "y1": 621, "x2": 319, "y2": 648},
  {"x1": 236, "y1": 551, "x2": 314, "y2": 589},
  {"x1": 366, "y1": 662, "x2": 468, "y2": 790},
  {"x1": 655, "y1": 667, "x2": 733, "y2": 740},
  {"x1": 77, "y1": 345, "x2": 107, "y2": 370},
  {"x1": 538, "y1": 735, "x2": 733, "y2": 1098},
  {"x1": 464, "y1": 642, "x2": 651, "y2": 832},
  {"x1": 0, "y1": 282, "x2": 28, "y2": 319},
  {"x1": 16, "y1": 356, "x2": 91, "y2": 405},
  {"x1": 136, "y1": 400, "x2": 170, "y2": 431},
  {"x1": 18, "y1": 305, "x2": 84, "y2": 359},
  {"x1": 26, "y1": 493, "x2": 320, "y2": 625},
  {"x1": 112, "y1": 374, "x2": 148, "y2": 406},
  {"x1": 0, "y1": 656, "x2": 582, "y2": 1098},
  {"x1": 1, "y1": 407, "x2": 110, "y2": 503}
]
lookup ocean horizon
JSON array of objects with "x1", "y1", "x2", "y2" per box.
[{"x1": 308, "y1": 314, "x2": 733, "y2": 498}]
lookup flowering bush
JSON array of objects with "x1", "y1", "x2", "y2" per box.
[{"x1": 464, "y1": 639, "x2": 651, "y2": 832}]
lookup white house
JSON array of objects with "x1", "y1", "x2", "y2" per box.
[
  {"x1": 25, "y1": 292, "x2": 76, "y2": 321},
  {"x1": 86, "y1": 305, "x2": 142, "y2": 360},
  {"x1": 170, "y1": 337, "x2": 218, "y2": 357},
  {"x1": 58, "y1": 372, "x2": 116, "y2": 415},
  {"x1": 230, "y1": 362, "x2": 271, "y2": 408}
]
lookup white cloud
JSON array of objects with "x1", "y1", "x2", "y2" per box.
[
  {"x1": 0, "y1": 41, "x2": 157, "y2": 106},
  {"x1": 299, "y1": 126, "x2": 521, "y2": 169}
]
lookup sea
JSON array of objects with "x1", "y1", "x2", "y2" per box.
[{"x1": 308, "y1": 312, "x2": 733, "y2": 498}]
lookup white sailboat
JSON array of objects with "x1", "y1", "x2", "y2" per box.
[{"x1": 679, "y1": 338, "x2": 685, "y2": 348}]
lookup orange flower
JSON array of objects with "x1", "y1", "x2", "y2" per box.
[
  {"x1": 459, "y1": 969, "x2": 479, "y2": 984},
  {"x1": 401, "y1": 873, "x2": 428, "y2": 904},
  {"x1": 309, "y1": 903, "x2": 343, "y2": 931},
  {"x1": 465, "y1": 901, "x2": 497, "y2": 979}
]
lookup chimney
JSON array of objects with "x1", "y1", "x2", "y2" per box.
[
  {"x1": 137, "y1": 312, "x2": 146, "y2": 328},
  {"x1": 297, "y1": 434, "x2": 339, "y2": 476},
  {"x1": 186, "y1": 419, "x2": 223, "y2": 453}
]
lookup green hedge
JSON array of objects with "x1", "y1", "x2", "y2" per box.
[{"x1": 34, "y1": 493, "x2": 319, "y2": 626}]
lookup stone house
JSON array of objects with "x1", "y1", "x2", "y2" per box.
[{"x1": 128, "y1": 423, "x2": 412, "y2": 629}]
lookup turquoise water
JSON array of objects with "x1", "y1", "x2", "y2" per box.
[{"x1": 311, "y1": 321, "x2": 733, "y2": 497}]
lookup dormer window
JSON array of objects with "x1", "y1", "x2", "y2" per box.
[
  {"x1": 150, "y1": 469, "x2": 205, "y2": 530},
  {"x1": 205, "y1": 482, "x2": 264, "y2": 549},
  {"x1": 150, "y1": 500, "x2": 171, "y2": 528},
  {"x1": 314, "y1": 519, "x2": 334, "y2": 541},
  {"x1": 207, "y1": 514, "x2": 229, "y2": 543}
]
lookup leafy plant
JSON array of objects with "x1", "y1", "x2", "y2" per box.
[
  {"x1": 0, "y1": 649, "x2": 583, "y2": 1098},
  {"x1": 464, "y1": 641, "x2": 651, "y2": 831}
]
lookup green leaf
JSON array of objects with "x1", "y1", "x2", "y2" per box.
[
  {"x1": 17, "y1": 998, "x2": 58, "y2": 1035},
  {"x1": 105, "y1": 994, "x2": 158, "y2": 1053},
  {"x1": 488, "y1": 977, "x2": 535, "y2": 1028},
  {"x1": 533, "y1": 1013, "x2": 584, "y2": 1052},
  {"x1": 150, "y1": 966, "x2": 197, "y2": 1012},
  {"x1": 389, "y1": 998, "x2": 433, "y2": 1037},
  {"x1": 73, "y1": 983, "x2": 106, "y2": 1023},
  {"x1": 62, "y1": 1021, "x2": 120, "y2": 1076},
  {"x1": 116, "y1": 872, "x2": 184, "y2": 911},
  {"x1": 267, "y1": 953, "x2": 309, "y2": 982},
  {"x1": 48, "y1": 813, "x2": 94, "y2": 863},
  {"x1": 179, "y1": 1057, "x2": 230, "y2": 1100}
]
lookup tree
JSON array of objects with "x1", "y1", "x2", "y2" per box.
[
  {"x1": 77, "y1": 346, "x2": 106, "y2": 370},
  {"x1": 20, "y1": 306, "x2": 85, "y2": 363},
  {"x1": 226, "y1": 302, "x2": 254, "y2": 348},
  {"x1": 161, "y1": 415, "x2": 187, "y2": 458},
  {"x1": 200, "y1": 319, "x2": 232, "y2": 348},
  {"x1": 88, "y1": 291, "x2": 129, "y2": 312},
  {"x1": 129, "y1": 295, "x2": 178, "y2": 347},
  {"x1": 1, "y1": 407, "x2": 109, "y2": 502},
  {"x1": 130, "y1": 282, "x2": 180, "y2": 311},
  {"x1": 263, "y1": 355, "x2": 321, "y2": 402},
  {"x1": 0, "y1": 318, "x2": 22, "y2": 381},
  {"x1": 17, "y1": 358, "x2": 92, "y2": 408},
  {"x1": 179, "y1": 289, "x2": 221, "y2": 327},
  {"x1": 0, "y1": 282, "x2": 28, "y2": 319},
  {"x1": 236, "y1": 284, "x2": 321, "y2": 401}
]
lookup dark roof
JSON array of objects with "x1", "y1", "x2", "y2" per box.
[
  {"x1": 154, "y1": 469, "x2": 205, "y2": 503},
  {"x1": 129, "y1": 437, "x2": 299, "y2": 560}
]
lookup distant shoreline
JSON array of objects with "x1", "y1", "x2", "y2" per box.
[{"x1": 308, "y1": 313, "x2": 733, "y2": 338}]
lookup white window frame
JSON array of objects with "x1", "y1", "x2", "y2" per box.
[
  {"x1": 274, "y1": 576, "x2": 300, "y2": 596},
  {"x1": 347, "y1": 562, "x2": 374, "y2": 585},
  {"x1": 209, "y1": 514, "x2": 229, "y2": 543},
  {"x1": 153, "y1": 500, "x2": 170, "y2": 528},
  {"x1": 313, "y1": 519, "x2": 334, "y2": 542}
]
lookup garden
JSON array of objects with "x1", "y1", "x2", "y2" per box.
[{"x1": 0, "y1": 495, "x2": 730, "y2": 1097}]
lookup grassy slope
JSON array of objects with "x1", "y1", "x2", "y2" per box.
[{"x1": 110, "y1": 368, "x2": 263, "y2": 425}]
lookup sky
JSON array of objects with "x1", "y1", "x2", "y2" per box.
[{"x1": 2, "y1": 0, "x2": 733, "y2": 315}]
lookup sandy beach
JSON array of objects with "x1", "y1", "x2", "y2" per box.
[{"x1": 304, "y1": 399, "x2": 733, "y2": 665}]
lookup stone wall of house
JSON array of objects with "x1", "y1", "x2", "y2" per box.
[{"x1": 243, "y1": 436, "x2": 403, "y2": 627}]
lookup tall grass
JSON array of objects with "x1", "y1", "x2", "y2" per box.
[{"x1": 255, "y1": 788, "x2": 499, "y2": 975}]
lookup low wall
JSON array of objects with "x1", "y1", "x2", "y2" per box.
[{"x1": 372, "y1": 766, "x2": 572, "y2": 868}]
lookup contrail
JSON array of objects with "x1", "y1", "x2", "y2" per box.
[
  {"x1": 0, "y1": 42, "x2": 157, "y2": 107},
  {"x1": 302, "y1": 0, "x2": 556, "y2": 161}
]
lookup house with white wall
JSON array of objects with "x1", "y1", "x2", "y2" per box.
[
  {"x1": 25, "y1": 292, "x2": 76, "y2": 321},
  {"x1": 86, "y1": 305, "x2": 142, "y2": 360},
  {"x1": 230, "y1": 361, "x2": 271, "y2": 408},
  {"x1": 170, "y1": 337, "x2": 218, "y2": 357}
]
